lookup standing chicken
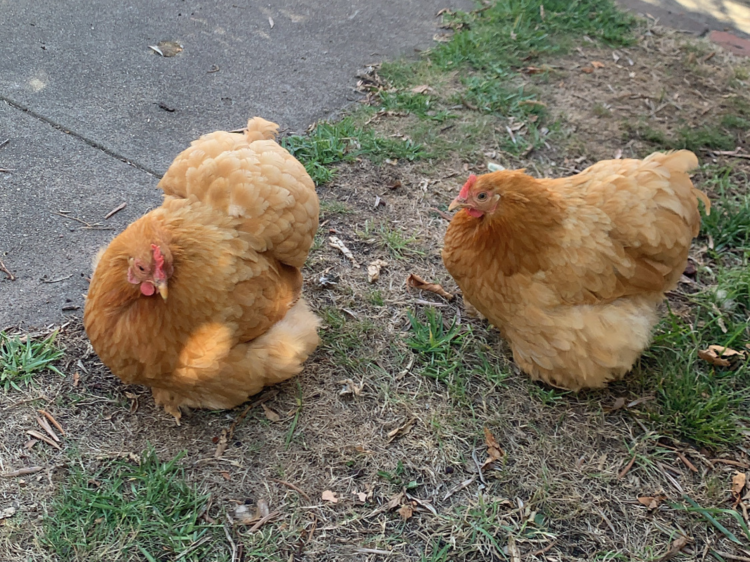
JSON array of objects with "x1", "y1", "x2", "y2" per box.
[
  {"x1": 84, "y1": 117, "x2": 320, "y2": 421},
  {"x1": 443, "y1": 150, "x2": 709, "y2": 390}
]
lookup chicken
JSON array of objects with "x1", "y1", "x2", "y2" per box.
[
  {"x1": 442, "y1": 150, "x2": 710, "y2": 390},
  {"x1": 84, "y1": 117, "x2": 321, "y2": 421}
]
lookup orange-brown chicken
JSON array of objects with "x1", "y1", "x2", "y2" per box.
[
  {"x1": 443, "y1": 150, "x2": 709, "y2": 390},
  {"x1": 84, "y1": 117, "x2": 320, "y2": 421}
]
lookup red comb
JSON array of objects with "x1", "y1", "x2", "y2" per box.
[
  {"x1": 151, "y1": 244, "x2": 166, "y2": 280},
  {"x1": 458, "y1": 174, "x2": 477, "y2": 199}
]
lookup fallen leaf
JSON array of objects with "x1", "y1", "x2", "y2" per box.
[
  {"x1": 411, "y1": 85, "x2": 434, "y2": 94},
  {"x1": 262, "y1": 403, "x2": 280, "y2": 422},
  {"x1": 387, "y1": 491, "x2": 405, "y2": 509},
  {"x1": 329, "y1": 236, "x2": 359, "y2": 268},
  {"x1": 591, "y1": 61, "x2": 605, "y2": 68},
  {"x1": 731, "y1": 472, "x2": 746, "y2": 506},
  {"x1": 0, "y1": 507, "x2": 16, "y2": 520},
  {"x1": 389, "y1": 180, "x2": 402, "y2": 190},
  {"x1": 149, "y1": 40, "x2": 183, "y2": 57},
  {"x1": 220, "y1": 471, "x2": 231, "y2": 481},
  {"x1": 507, "y1": 535, "x2": 521, "y2": 562},
  {"x1": 354, "y1": 491, "x2": 367, "y2": 502},
  {"x1": 406, "y1": 274, "x2": 454, "y2": 301},
  {"x1": 73, "y1": 372, "x2": 80, "y2": 387},
  {"x1": 698, "y1": 345, "x2": 745, "y2": 368},
  {"x1": 659, "y1": 535, "x2": 691, "y2": 561},
  {"x1": 214, "y1": 429, "x2": 228, "y2": 458},
  {"x1": 481, "y1": 427, "x2": 505, "y2": 470},
  {"x1": 638, "y1": 493, "x2": 667, "y2": 511},
  {"x1": 398, "y1": 503, "x2": 413, "y2": 521},
  {"x1": 321, "y1": 490, "x2": 338, "y2": 503},
  {"x1": 387, "y1": 418, "x2": 416, "y2": 443},
  {"x1": 338, "y1": 378, "x2": 363, "y2": 397},
  {"x1": 367, "y1": 259, "x2": 388, "y2": 283},
  {"x1": 581, "y1": 67, "x2": 594, "y2": 74},
  {"x1": 523, "y1": 66, "x2": 546, "y2": 74},
  {"x1": 610, "y1": 397, "x2": 626, "y2": 411}
]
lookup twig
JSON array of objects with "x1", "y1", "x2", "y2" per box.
[
  {"x1": 658, "y1": 461, "x2": 683, "y2": 493},
  {"x1": 430, "y1": 208, "x2": 453, "y2": 221},
  {"x1": 355, "y1": 549, "x2": 393, "y2": 555},
  {"x1": 710, "y1": 150, "x2": 750, "y2": 160},
  {"x1": 248, "y1": 509, "x2": 281, "y2": 533},
  {"x1": 270, "y1": 478, "x2": 311, "y2": 502},
  {"x1": 40, "y1": 274, "x2": 73, "y2": 284},
  {"x1": 711, "y1": 458, "x2": 750, "y2": 469},
  {"x1": 471, "y1": 447, "x2": 487, "y2": 486},
  {"x1": 0, "y1": 260, "x2": 15, "y2": 281},
  {"x1": 1, "y1": 466, "x2": 43, "y2": 478},
  {"x1": 0, "y1": 168, "x2": 13, "y2": 173},
  {"x1": 532, "y1": 541, "x2": 558, "y2": 556},
  {"x1": 104, "y1": 202, "x2": 127, "y2": 219},
  {"x1": 223, "y1": 521, "x2": 237, "y2": 562},
  {"x1": 711, "y1": 552, "x2": 750, "y2": 562},
  {"x1": 676, "y1": 451, "x2": 698, "y2": 473},
  {"x1": 443, "y1": 476, "x2": 476, "y2": 501},
  {"x1": 618, "y1": 454, "x2": 637, "y2": 479},
  {"x1": 53, "y1": 212, "x2": 113, "y2": 230},
  {"x1": 0, "y1": 139, "x2": 9, "y2": 150}
]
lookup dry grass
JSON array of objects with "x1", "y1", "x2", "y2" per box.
[{"x1": 2, "y1": 15, "x2": 750, "y2": 562}]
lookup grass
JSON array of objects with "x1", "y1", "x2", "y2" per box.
[
  {"x1": 281, "y1": 116, "x2": 427, "y2": 185},
  {"x1": 0, "y1": 331, "x2": 63, "y2": 391},
  {"x1": 42, "y1": 448, "x2": 226, "y2": 562}
]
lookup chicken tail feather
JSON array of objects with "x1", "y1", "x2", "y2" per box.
[{"x1": 245, "y1": 117, "x2": 279, "y2": 142}]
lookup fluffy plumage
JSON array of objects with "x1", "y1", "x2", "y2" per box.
[
  {"x1": 84, "y1": 117, "x2": 320, "y2": 421},
  {"x1": 443, "y1": 150, "x2": 709, "y2": 390}
]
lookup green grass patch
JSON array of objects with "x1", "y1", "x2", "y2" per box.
[
  {"x1": 0, "y1": 331, "x2": 63, "y2": 391},
  {"x1": 42, "y1": 448, "x2": 227, "y2": 562},
  {"x1": 281, "y1": 117, "x2": 427, "y2": 185},
  {"x1": 627, "y1": 122, "x2": 736, "y2": 152},
  {"x1": 406, "y1": 308, "x2": 508, "y2": 396}
]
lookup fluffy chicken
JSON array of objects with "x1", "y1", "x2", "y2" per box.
[
  {"x1": 443, "y1": 150, "x2": 709, "y2": 390},
  {"x1": 84, "y1": 117, "x2": 320, "y2": 421}
]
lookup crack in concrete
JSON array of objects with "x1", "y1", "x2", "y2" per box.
[{"x1": 0, "y1": 95, "x2": 163, "y2": 179}]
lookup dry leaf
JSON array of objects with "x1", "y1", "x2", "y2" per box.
[
  {"x1": 591, "y1": 61, "x2": 605, "y2": 68},
  {"x1": 481, "y1": 427, "x2": 505, "y2": 470},
  {"x1": 214, "y1": 429, "x2": 228, "y2": 458},
  {"x1": 406, "y1": 274, "x2": 454, "y2": 301},
  {"x1": 581, "y1": 67, "x2": 594, "y2": 74},
  {"x1": 321, "y1": 490, "x2": 338, "y2": 503},
  {"x1": 731, "y1": 472, "x2": 747, "y2": 506},
  {"x1": 398, "y1": 504, "x2": 414, "y2": 521},
  {"x1": 411, "y1": 85, "x2": 434, "y2": 94},
  {"x1": 338, "y1": 378, "x2": 363, "y2": 397},
  {"x1": 387, "y1": 491, "x2": 405, "y2": 510},
  {"x1": 329, "y1": 236, "x2": 359, "y2": 267},
  {"x1": 73, "y1": 372, "x2": 80, "y2": 387},
  {"x1": 262, "y1": 403, "x2": 280, "y2": 422},
  {"x1": 659, "y1": 535, "x2": 691, "y2": 561},
  {"x1": 354, "y1": 491, "x2": 367, "y2": 502},
  {"x1": 367, "y1": 259, "x2": 388, "y2": 283},
  {"x1": 698, "y1": 345, "x2": 745, "y2": 368},
  {"x1": 638, "y1": 493, "x2": 667, "y2": 511},
  {"x1": 387, "y1": 418, "x2": 416, "y2": 443},
  {"x1": 507, "y1": 535, "x2": 521, "y2": 562},
  {"x1": 220, "y1": 471, "x2": 231, "y2": 481},
  {"x1": 149, "y1": 40, "x2": 183, "y2": 57},
  {"x1": 0, "y1": 507, "x2": 16, "y2": 521}
]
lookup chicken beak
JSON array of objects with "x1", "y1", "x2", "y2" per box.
[
  {"x1": 448, "y1": 196, "x2": 467, "y2": 212},
  {"x1": 155, "y1": 281, "x2": 168, "y2": 301}
]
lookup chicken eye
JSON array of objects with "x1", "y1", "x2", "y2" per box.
[
  {"x1": 137, "y1": 265, "x2": 145, "y2": 272},
  {"x1": 477, "y1": 192, "x2": 488, "y2": 201}
]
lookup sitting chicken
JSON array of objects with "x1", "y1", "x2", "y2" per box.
[
  {"x1": 443, "y1": 150, "x2": 709, "y2": 390},
  {"x1": 84, "y1": 117, "x2": 320, "y2": 421}
]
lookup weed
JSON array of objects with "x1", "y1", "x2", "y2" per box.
[
  {"x1": 0, "y1": 331, "x2": 63, "y2": 391},
  {"x1": 42, "y1": 448, "x2": 226, "y2": 562},
  {"x1": 627, "y1": 122, "x2": 735, "y2": 152},
  {"x1": 282, "y1": 117, "x2": 426, "y2": 184},
  {"x1": 319, "y1": 200, "x2": 352, "y2": 217},
  {"x1": 379, "y1": 225, "x2": 425, "y2": 259},
  {"x1": 701, "y1": 193, "x2": 750, "y2": 251}
]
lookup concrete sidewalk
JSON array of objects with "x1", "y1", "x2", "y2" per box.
[{"x1": 0, "y1": 0, "x2": 471, "y2": 327}]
